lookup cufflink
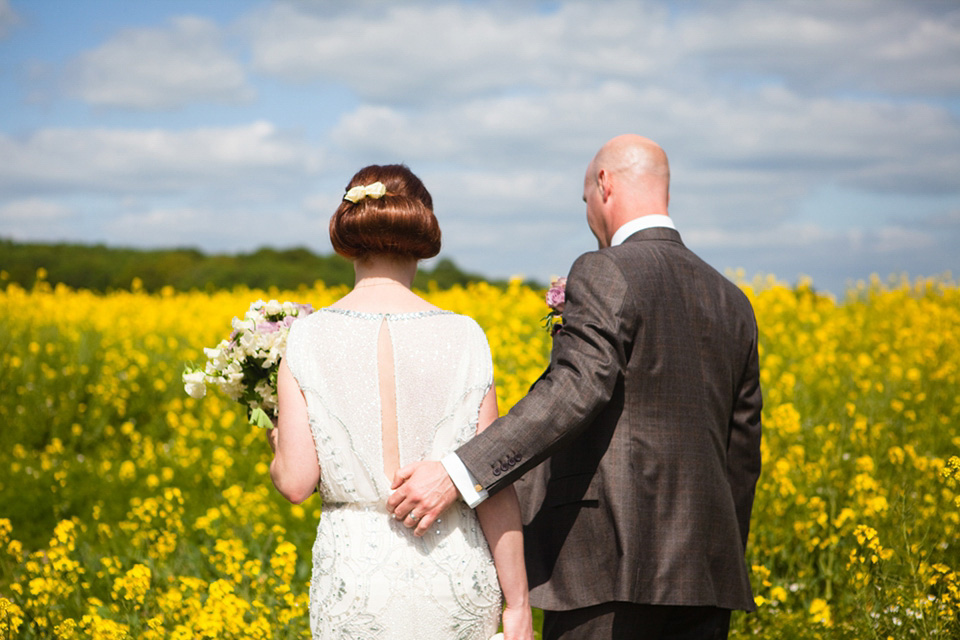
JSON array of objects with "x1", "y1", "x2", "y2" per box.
[{"x1": 474, "y1": 484, "x2": 483, "y2": 492}]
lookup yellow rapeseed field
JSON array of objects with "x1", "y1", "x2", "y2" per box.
[{"x1": 1, "y1": 271, "x2": 958, "y2": 638}]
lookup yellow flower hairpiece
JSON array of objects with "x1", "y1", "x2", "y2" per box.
[{"x1": 343, "y1": 181, "x2": 387, "y2": 203}]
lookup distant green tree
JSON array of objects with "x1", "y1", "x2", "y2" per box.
[
  {"x1": 414, "y1": 257, "x2": 487, "y2": 289},
  {"x1": 0, "y1": 239, "x2": 519, "y2": 292}
]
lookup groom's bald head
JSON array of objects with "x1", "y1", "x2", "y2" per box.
[
  {"x1": 584, "y1": 134, "x2": 671, "y2": 247},
  {"x1": 591, "y1": 134, "x2": 670, "y2": 202}
]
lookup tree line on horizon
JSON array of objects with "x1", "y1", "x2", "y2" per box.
[{"x1": 0, "y1": 239, "x2": 524, "y2": 293}]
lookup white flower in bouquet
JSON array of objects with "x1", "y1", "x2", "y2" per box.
[
  {"x1": 182, "y1": 298, "x2": 314, "y2": 428},
  {"x1": 218, "y1": 359, "x2": 246, "y2": 401},
  {"x1": 254, "y1": 378, "x2": 277, "y2": 413},
  {"x1": 263, "y1": 299, "x2": 284, "y2": 316},
  {"x1": 203, "y1": 344, "x2": 228, "y2": 371},
  {"x1": 183, "y1": 370, "x2": 207, "y2": 399}
]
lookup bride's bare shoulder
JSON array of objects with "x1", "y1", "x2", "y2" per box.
[{"x1": 327, "y1": 289, "x2": 442, "y2": 315}]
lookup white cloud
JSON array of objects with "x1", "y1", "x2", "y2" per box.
[
  {"x1": 0, "y1": 198, "x2": 73, "y2": 222},
  {"x1": 0, "y1": 198, "x2": 75, "y2": 243},
  {"x1": 686, "y1": 222, "x2": 935, "y2": 253},
  {"x1": 0, "y1": 121, "x2": 322, "y2": 196},
  {"x1": 108, "y1": 206, "x2": 225, "y2": 248},
  {"x1": 0, "y1": 0, "x2": 18, "y2": 38},
  {"x1": 243, "y1": 1, "x2": 669, "y2": 99},
  {"x1": 671, "y1": 85, "x2": 954, "y2": 199},
  {"x1": 860, "y1": 226, "x2": 936, "y2": 254},
  {"x1": 246, "y1": 0, "x2": 960, "y2": 212},
  {"x1": 105, "y1": 203, "x2": 331, "y2": 253},
  {"x1": 679, "y1": 1, "x2": 960, "y2": 96},
  {"x1": 66, "y1": 16, "x2": 253, "y2": 109},
  {"x1": 324, "y1": 80, "x2": 960, "y2": 231},
  {"x1": 431, "y1": 170, "x2": 571, "y2": 212},
  {"x1": 244, "y1": 1, "x2": 960, "y2": 101},
  {"x1": 927, "y1": 208, "x2": 960, "y2": 230},
  {"x1": 684, "y1": 215, "x2": 956, "y2": 295},
  {"x1": 43, "y1": 0, "x2": 958, "y2": 229},
  {"x1": 328, "y1": 83, "x2": 683, "y2": 169}
]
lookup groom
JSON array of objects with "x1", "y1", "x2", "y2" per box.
[{"x1": 388, "y1": 134, "x2": 763, "y2": 639}]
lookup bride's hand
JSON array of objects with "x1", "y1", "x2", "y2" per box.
[
  {"x1": 266, "y1": 424, "x2": 279, "y2": 453},
  {"x1": 500, "y1": 603, "x2": 534, "y2": 640}
]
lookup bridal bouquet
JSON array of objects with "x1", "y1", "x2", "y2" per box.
[
  {"x1": 543, "y1": 277, "x2": 566, "y2": 334},
  {"x1": 182, "y1": 299, "x2": 314, "y2": 428}
]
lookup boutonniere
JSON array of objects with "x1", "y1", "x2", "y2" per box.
[{"x1": 542, "y1": 277, "x2": 566, "y2": 335}]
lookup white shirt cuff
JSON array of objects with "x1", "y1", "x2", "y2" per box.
[{"x1": 441, "y1": 453, "x2": 489, "y2": 508}]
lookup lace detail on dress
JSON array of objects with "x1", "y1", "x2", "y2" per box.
[
  {"x1": 308, "y1": 503, "x2": 501, "y2": 640},
  {"x1": 285, "y1": 309, "x2": 500, "y2": 639}
]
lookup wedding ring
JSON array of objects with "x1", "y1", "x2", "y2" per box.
[{"x1": 407, "y1": 513, "x2": 420, "y2": 522}]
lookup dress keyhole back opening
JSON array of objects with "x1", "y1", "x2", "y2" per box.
[{"x1": 377, "y1": 318, "x2": 401, "y2": 484}]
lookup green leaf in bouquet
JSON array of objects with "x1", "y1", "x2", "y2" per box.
[{"x1": 249, "y1": 407, "x2": 275, "y2": 429}]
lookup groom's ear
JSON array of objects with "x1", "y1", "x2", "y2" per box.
[{"x1": 597, "y1": 168, "x2": 611, "y2": 202}]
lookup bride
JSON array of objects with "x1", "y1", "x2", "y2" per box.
[{"x1": 266, "y1": 164, "x2": 533, "y2": 640}]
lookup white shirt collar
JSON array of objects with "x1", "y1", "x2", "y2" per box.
[{"x1": 610, "y1": 215, "x2": 676, "y2": 247}]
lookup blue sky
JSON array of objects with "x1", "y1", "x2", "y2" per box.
[{"x1": 1, "y1": 0, "x2": 958, "y2": 295}]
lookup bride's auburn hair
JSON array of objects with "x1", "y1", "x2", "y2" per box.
[{"x1": 330, "y1": 164, "x2": 441, "y2": 260}]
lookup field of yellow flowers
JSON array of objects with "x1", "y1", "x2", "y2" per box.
[{"x1": 1, "y1": 271, "x2": 958, "y2": 639}]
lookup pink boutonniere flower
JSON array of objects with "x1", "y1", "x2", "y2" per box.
[{"x1": 543, "y1": 277, "x2": 566, "y2": 334}]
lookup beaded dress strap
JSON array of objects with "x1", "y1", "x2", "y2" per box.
[{"x1": 320, "y1": 308, "x2": 454, "y2": 321}]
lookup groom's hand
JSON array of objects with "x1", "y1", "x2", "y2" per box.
[{"x1": 388, "y1": 461, "x2": 458, "y2": 537}]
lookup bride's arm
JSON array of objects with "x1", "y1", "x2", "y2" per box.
[
  {"x1": 269, "y1": 358, "x2": 321, "y2": 504},
  {"x1": 474, "y1": 385, "x2": 534, "y2": 640}
]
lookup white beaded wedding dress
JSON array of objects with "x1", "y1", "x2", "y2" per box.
[{"x1": 284, "y1": 308, "x2": 503, "y2": 639}]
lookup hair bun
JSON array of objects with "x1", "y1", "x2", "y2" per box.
[{"x1": 330, "y1": 164, "x2": 440, "y2": 260}]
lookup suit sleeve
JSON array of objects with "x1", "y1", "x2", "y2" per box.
[
  {"x1": 455, "y1": 250, "x2": 633, "y2": 496},
  {"x1": 727, "y1": 316, "x2": 763, "y2": 549}
]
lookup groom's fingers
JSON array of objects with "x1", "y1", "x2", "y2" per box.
[
  {"x1": 385, "y1": 461, "x2": 457, "y2": 535},
  {"x1": 407, "y1": 493, "x2": 442, "y2": 537},
  {"x1": 411, "y1": 465, "x2": 459, "y2": 536},
  {"x1": 413, "y1": 511, "x2": 436, "y2": 537}
]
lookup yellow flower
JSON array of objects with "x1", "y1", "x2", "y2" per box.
[
  {"x1": 0, "y1": 597, "x2": 25, "y2": 637},
  {"x1": 111, "y1": 564, "x2": 152, "y2": 606},
  {"x1": 809, "y1": 598, "x2": 833, "y2": 626}
]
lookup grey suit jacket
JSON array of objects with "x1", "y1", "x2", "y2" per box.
[{"x1": 456, "y1": 228, "x2": 762, "y2": 612}]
